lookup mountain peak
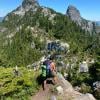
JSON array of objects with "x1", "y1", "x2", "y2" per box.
[
  {"x1": 9, "y1": 0, "x2": 40, "y2": 16},
  {"x1": 66, "y1": 5, "x2": 95, "y2": 32},
  {"x1": 66, "y1": 5, "x2": 81, "y2": 22},
  {"x1": 22, "y1": 0, "x2": 39, "y2": 8}
]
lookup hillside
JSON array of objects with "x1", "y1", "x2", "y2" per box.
[
  {"x1": 0, "y1": 0, "x2": 100, "y2": 100},
  {"x1": 0, "y1": 0, "x2": 99, "y2": 66},
  {"x1": 0, "y1": 17, "x2": 3, "y2": 22},
  {"x1": 95, "y1": 21, "x2": 100, "y2": 32},
  {"x1": 95, "y1": 26, "x2": 100, "y2": 33},
  {"x1": 96, "y1": 21, "x2": 100, "y2": 26}
]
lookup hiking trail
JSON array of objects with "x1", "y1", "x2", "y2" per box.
[
  {"x1": 32, "y1": 83, "x2": 54, "y2": 100},
  {"x1": 31, "y1": 73, "x2": 96, "y2": 100}
]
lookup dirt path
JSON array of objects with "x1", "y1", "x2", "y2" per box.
[{"x1": 32, "y1": 84, "x2": 53, "y2": 100}]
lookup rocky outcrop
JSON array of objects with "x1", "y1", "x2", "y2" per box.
[
  {"x1": 13, "y1": 0, "x2": 39, "y2": 16},
  {"x1": 66, "y1": 5, "x2": 81, "y2": 24},
  {"x1": 73, "y1": 93, "x2": 96, "y2": 100},
  {"x1": 66, "y1": 5, "x2": 95, "y2": 33},
  {"x1": 4, "y1": 0, "x2": 39, "y2": 20},
  {"x1": 93, "y1": 81, "x2": 100, "y2": 90},
  {"x1": 4, "y1": 0, "x2": 56, "y2": 24},
  {"x1": 32, "y1": 72, "x2": 96, "y2": 100},
  {"x1": 22, "y1": 0, "x2": 39, "y2": 8},
  {"x1": 79, "y1": 61, "x2": 88, "y2": 73},
  {"x1": 56, "y1": 73, "x2": 96, "y2": 100}
]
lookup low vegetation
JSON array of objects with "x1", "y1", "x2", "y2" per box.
[{"x1": 0, "y1": 67, "x2": 40, "y2": 100}]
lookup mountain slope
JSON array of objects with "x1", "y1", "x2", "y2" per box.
[
  {"x1": 95, "y1": 21, "x2": 100, "y2": 33},
  {"x1": 0, "y1": 0, "x2": 99, "y2": 67},
  {"x1": 0, "y1": 0, "x2": 99, "y2": 100},
  {"x1": 96, "y1": 21, "x2": 100, "y2": 26},
  {"x1": 32, "y1": 73, "x2": 96, "y2": 100},
  {"x1": 0, "y1": 17, "x2": 3, "y2": 22}
]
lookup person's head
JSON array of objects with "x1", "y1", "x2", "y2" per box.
[
  {"x1": 49, "y1": 56, "x2": 53, "y2": 61},
  {"x1": 43, "y1": 61, "x2": 46, "y2": 65},
  {"x1": 50, "y1": 56, "x2": 56, "y2": 63}
]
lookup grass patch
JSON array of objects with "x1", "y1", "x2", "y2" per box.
[{"x1": 0, "y1": 67, "x2": 40, "y2": 100}]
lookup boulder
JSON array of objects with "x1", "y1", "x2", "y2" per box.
[
  {"x1": 57, "y1": 73, "x2": 73, "y2": 91},
  {"x1": 50, "y1": 95, "x2": 57, "y2": 100},
  {"x1": 79, "y1": 61, "x2": 88, "y2": 72},
  {"x1": 56, "y1": 73, "x2": 96, "y2": 100},
  {"x1": 56, "y1": 86, "x2": 64, "y2": 94},
  {"x1": 73, "y1": 93, "x2": 96, "y2": 100},
  {"x1": 93, "y1": 81, "x2": 100, "y2": 90}
]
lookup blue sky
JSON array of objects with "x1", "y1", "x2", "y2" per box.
[{"x1": 0, "y1": 0, "x2": 100, "y2": 21}]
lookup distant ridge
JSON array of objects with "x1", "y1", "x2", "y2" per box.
[
  {"x1": 96, "y1": 21, "x2": 100, "y2": 26},
  {"x1": 0, "y1": 17, "x2": 3, "y2": 22}
]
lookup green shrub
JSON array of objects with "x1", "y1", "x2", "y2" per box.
[
  {"x1": 0, "y1": 67, "x2": 40, "y2": 100},
  {"x1": 80, "y1": 83, "x2": 92, "y2": 93},
  {"x1": 94, "y1": 88, "x2": 100, "y2": 100}
]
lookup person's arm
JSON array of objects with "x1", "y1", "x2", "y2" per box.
[{"x1": 52, "y1": 62, "x2": 56, "y2": 71}]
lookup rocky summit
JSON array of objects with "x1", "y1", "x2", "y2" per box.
[
  {"x1": 67, "y1": 5, "x2": 81, "y2": 23},
  {"x1": 5, "y1": 0, "x2": 39, "y2": 17},
  {"x1": 66, "y1": 5, "x2": 95, "y2": 33},
  {"x1": 22, "y1": 0, "x2": 39, "y2": 9}
]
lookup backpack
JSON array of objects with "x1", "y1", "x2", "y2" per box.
[
  {"x1": 43, "y1": 60, "x2": 52, "y2": 76},
  {"x1": 41, "y1": 64, "x2": 46, "y2": 77}
]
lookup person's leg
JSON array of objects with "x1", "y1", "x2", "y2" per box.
[
  {"x1": 42, "y1": 77, "x2": 47, "y2": 90},
  {"x1": 53, "y1": 76, "x2": 57, "y2": 84},
  {"x1": 43, "y1": 80, "x2": 46, "y2": 90},
  {"x1": 51, "y1": 71, "x2": 57, "y2": 84}
]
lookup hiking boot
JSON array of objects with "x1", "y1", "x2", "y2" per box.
[{"x1": 52, "y1": 80, "x2": 56, "y2": 85}]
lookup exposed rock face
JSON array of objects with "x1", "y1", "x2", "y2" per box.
[
  {"x1": 66, "y1": 5, "x2": 95, "y2": 33},
  {"x1": 47, "y1": 40, "x2": 69, "y2": 52},
  {"x1": 4, "y1": 0, "x2": 56, "y2": 23},
  {"x1": 57, "y1": 73, "x2": 96, "y2": 100},
  {"x1": 67, "y1": 5, "x2": 81, "y2": 24},
  {"x1": 73, "y1": 93, "x2": 96, "y2": 100},
  {"x1": 4, "y1": 0, "x2": 39, "y2": 18},
  {"x1": 22, "y1": 0, "x2": 39, "y2": 8},
  {"x1": 93, "y1": 81, "x2": 100, "y2": 90},
  {"x1": 41, "y1": 7, "x2": 56, "y2": 21},
  {"x1": 14, "y1": 0, "x2": 39, "y2": 15}
]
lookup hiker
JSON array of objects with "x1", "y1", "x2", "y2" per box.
[
  {"x1": 44, "y1": 56, "x2": 57, "y2": 84},
  {"x1": 41, "y1": 62, "x2": 47, "y2": 90},
  {"x1": 49, "y1": 57, "x2": 57, "y2": 84},
  {"x1": 41, "y1": 56, "x2": 57, "y2": 90}
]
